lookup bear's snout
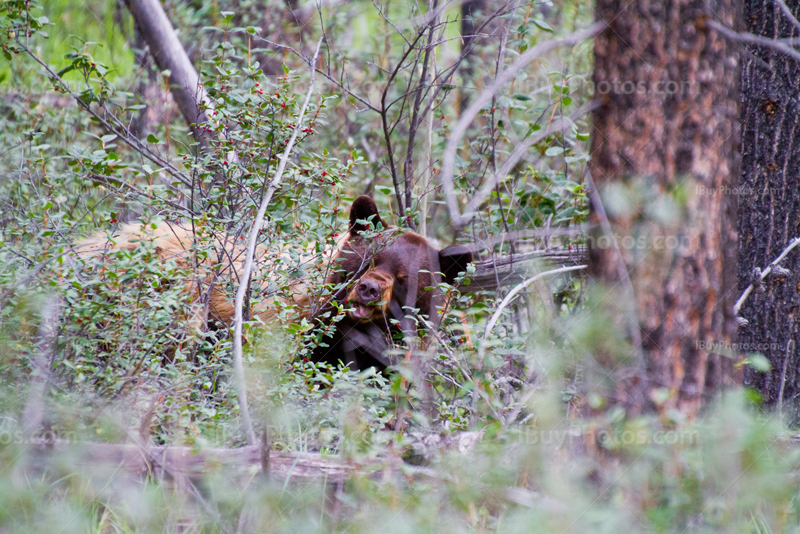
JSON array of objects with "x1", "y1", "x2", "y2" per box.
[
  {"x1": 356, "y1": 279, "x2": 381, "y2": 303},
  {"x1": 346, "y1": 271, "x2": 394, "y2": 322}
]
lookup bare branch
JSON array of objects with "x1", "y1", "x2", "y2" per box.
[
  {"x1": 451, "y1": 100, "x2": 598, "y2": 229},
  {"x1": 232, "y1": 38, "x2": 323, "y2": 446},
  {"x1": 483, "y1": 265, "x2": 586, "y2": 340},
  {"x1": 706, "y1": 19, "x2": 800, "y2": 62},
  {"x1": 584, "y1": 168, "x2": 644, "y2": 368},
  {"x1": 440, "y1": 22, "x2": 607, "y2": 228},
  {"x1": 734, "y1": 236, "x2": 800, "y2": 315},
  {"x1": 776, "y1": 0, "x2": 800, "y2": 35},
  {"x1": 15, "y1": 41, "x2": 192, "y2": 187},
  {"x1": 22, "y1": 297, "x2": 60, "y2": 438}
]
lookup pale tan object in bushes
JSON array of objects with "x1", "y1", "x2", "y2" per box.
[{"x1": 75, "y1": 222, "x2": 316, "y2": 331}]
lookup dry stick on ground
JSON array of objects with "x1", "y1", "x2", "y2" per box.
[
  {"x1": 483, "y1": 265, "x2": 586, "y2": 340},
  {"x1": 232, "y1": 38, "x2": 324, "y2": 447},
  {"x1": 439, "y1": 22, "x2": 606, "y2": 228},
  {"x1": 734, "y1": 236, "x2": 800, "y2": 316}
]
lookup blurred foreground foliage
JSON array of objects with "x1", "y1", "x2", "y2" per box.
[{"x1": 1, "y1": 391, "x2": 798, "y2": 533}]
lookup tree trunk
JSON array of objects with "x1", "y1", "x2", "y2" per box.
[
  {"x1": 739, "y1": 0, "x2": 800, "y2": 420},
  {"x1": 459, "y1": 0, "x2": 484, "y2": 112},
  {"x1": 588, "y1": 0, "x2": 740, "y2": 417},
  {"x1": 124, "y1": 0, "x2": 212, "y2": 146}
]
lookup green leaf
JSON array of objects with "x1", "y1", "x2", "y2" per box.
[
  {"x1": 545, "y1": 146, "x2": 564, "y2": 157},
  {"x1": 562, "y1": 96, "x2": 572, "y2": 106},
  {"x1": 532, "y1": 18, "x2": 553, "y2": 32},
  {"x1": 147, "y1": 134, "x2": 160, "y2": 144},
  {"x1": 746, "y1": 353, "x2": 771, "y2": 372},
  {"x1": 511, "y1": 93, "x2": 531, "y2": 101},
  {"x1": 576, "y1": 132, "x2": 590, "y2": 141},
  {"x1": 376, "y1": 186, "x2": 393, "y2": 195}
]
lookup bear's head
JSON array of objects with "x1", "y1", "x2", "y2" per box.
[{"x1": 313, "y1": 195, "x2": 473, "y2": 369}]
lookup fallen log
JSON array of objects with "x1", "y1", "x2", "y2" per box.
[
  {"x1": 463, "y1": 245, "x2": 588, "y2": 292},
  {"x1": 30, "y1": 440, "x2": 358, "y2": 484},
  {"x1": 26, "y1": 433, "x2": 482, "y2": 484}
]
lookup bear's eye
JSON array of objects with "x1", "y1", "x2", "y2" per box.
[{"x1": 396, "y1": 272, "x2": 407, "y2": 282}]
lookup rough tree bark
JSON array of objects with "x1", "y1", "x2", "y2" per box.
[
  {"x1": 589, "y1": 0, "x2": 740, "y2": 417},
  {"x1": 739, "y1": 0, "x2": 800, "y2": 419}
]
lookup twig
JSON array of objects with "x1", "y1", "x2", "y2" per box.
[
  {"x1": 734, "y1": 235, "x2": 800, "y2": 315},
  {"x1": 232, "y1": 38, "x2": 323, "y2": 446},
  {"x1": 776, "y1": 0, "x2": 800, "y2": 35},
  {"x1": 15, "y1": 41, "x2": 192, "y2": 187},
  {"x1": 440, "y1": 22, "x2": 607, "y2": 228},
  {"x1": 778, "y1": 338, "x2": 792, "y2": 418},
  {"x1": 483, "y1": 265, "x2": 586, "y2": 340},
  {"x1": 706, "y1": 19, "x2": 800, "y2": 62},
  {"x1": 455, "y1": 101, "x2": 598, "y2": 228},
  {"x1": 584, "y1": 168, "x2": 645, "y2": 368},
  {"x1": 22, "y1": 297, "x2": 60, "y2": 438}
]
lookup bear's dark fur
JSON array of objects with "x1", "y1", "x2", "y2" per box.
[{"x1": 310, "y1": 195, "x2": 473, "y2": 370}]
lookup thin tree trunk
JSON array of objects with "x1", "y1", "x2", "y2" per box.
[
  {"x1": 459, "y1": 0, "x2": 484, "y2": 113},
  {"x1": 124, "y1": 0, "x2": 211, "y2": 146},
  {"x1": 739, "y1": 0, "x2": 800, "y2": 420},
  {"x1": 129, "y1": 28, "x2": 162, "y2": 140},
  {"x1": 589, "y1": 0, "x2": 740, "y2": 417}
]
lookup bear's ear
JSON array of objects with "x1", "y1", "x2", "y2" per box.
[
  {"x1": 349, "y1": 195, "x2": 385, "y2": 235},
  {"x1": 438, "y1": 245, "x2": 473, "y2": 284}
]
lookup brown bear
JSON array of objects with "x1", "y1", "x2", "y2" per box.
[
  {"x1": 76, "y1": 195, "x2": 473, "y2": 370},
  {"x1": 309, "y1": 195, "x2": 473, "y2": 370}
]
